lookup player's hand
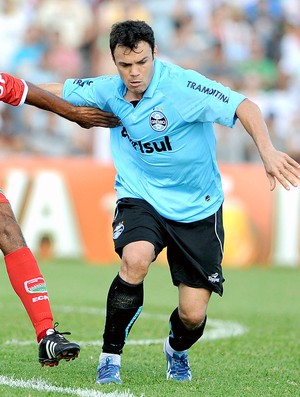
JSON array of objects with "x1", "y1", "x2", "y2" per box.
[
  {"x1": 71, "y1": 107, "x2": 122, "y2": 129},
  {"x1": 261, "y1": 150, "x2": 300, "y2": 191}
]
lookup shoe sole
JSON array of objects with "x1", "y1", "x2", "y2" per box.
[
  {"x1": 39, "y1": 347, "x2": 80, "y2": 367},
  {"x1": 96, "y1": 378, "x2": 122, "y2": 385}
]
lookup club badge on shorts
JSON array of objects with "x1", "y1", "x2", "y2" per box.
[{"x1": 113, "y1": 222, "x2": 125, "y2": 239}]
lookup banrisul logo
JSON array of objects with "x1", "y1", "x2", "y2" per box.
[
  {"x1": 149, "y1": 111, "x2": 168, "y2": 132},
  {"x1": 24, "y1": 277, "x2": 47, "y2": 294},
  {"x1": 121, "y1": 127, "x2": 172, "y2": 153}
]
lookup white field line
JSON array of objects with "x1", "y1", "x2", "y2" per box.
[
  {"x1": 55, "y1": 305, "x2": 248, "y2": 338},
  {"x1": 5, "y1": 316, "x2": 247, "y2": 347},
  {"x1": 4, "y1": 305, "x2": 247, "y2": 347},
  {"x1": 0, "y1": 308, "x2": 246, "y2": 396},
  {"x1": 0, "y1": 376, "x2": 139, "y2": 397}
]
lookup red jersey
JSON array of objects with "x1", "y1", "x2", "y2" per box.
[{"x1": 0, "y1": 73, "x2": 28, "y2": 106}]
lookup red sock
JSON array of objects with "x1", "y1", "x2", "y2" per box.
[{"x1": 5, "y1": 247, "x2": 54, "y2": 342}]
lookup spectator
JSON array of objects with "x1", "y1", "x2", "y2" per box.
[
  {"x1": 0, "y1": 0, "x2": 30, "y2": 70},
  {"x1": 91, "y1": 0, "x2": 152, "y2": 75},
  {"x1": 0, "y1": 0, "x2": 300, "y2": 162}
]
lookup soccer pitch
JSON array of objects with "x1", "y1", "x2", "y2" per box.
[{"x1": 0, "y1": 259, "x2": 299, "y2": 397}]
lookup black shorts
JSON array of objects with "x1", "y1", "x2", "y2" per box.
[{"x1": 112, "y1": 198, "x2": 225, "y2": 296}]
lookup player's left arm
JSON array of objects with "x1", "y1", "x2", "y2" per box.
[{"x1": 236, "y1": 98, "x2": 300, "y2": 191}]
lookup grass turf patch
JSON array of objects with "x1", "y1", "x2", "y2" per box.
[{"x1": 0, "y1": 259, "x2": 299, "y2": 396}]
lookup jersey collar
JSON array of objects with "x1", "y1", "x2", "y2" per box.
[{"x1": 143, "y1": 58, "x2": 162, "y2": 98}]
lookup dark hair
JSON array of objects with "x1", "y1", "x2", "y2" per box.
[{"x1": 110, "y1": 20, "x2": 155, "y2": 59}]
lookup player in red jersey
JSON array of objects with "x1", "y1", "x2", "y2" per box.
[{"x1": 0, "y1": 72, "x2": 120, "y2": 366}]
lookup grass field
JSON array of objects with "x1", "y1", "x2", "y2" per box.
[{"x1": 0, "y1": 259, "x2": 299, "y2": 397}]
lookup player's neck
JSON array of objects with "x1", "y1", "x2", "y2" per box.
[{"x1": 124, "y1": 91, "x2": 144, "y2": 102}]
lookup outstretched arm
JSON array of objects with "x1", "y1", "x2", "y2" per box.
[
  {"x1": 0, "y1": 73, "x2": 120, "y2": 129},
  {"x1": 236, "y1": 98, "x2": 300, "y2": 191},
  {"x1": 26, "y1": 81, "x2": 121, "y2": 129}
]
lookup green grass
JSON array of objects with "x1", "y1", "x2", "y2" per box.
[{"x1": 0, "y1": 259, "x2": 299, "y2": 397}]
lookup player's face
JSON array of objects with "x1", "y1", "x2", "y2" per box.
[{"x1": 113, "y1": 41, "x2": 157, "y2": 100}]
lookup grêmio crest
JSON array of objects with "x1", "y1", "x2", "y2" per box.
[{"x1": 149, "y1": 111, "x2": 168, "y2": 132}]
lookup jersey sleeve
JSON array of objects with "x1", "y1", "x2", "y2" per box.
[
  {"x1": 63, "y1": 77, "x2": 109, "y2": 109},
  {"x1": 174, "y1": 69, "x2": 246, "y2": 127},
  {"x1": 0, "y1": 73, "x2": 28, "y2": 106}
]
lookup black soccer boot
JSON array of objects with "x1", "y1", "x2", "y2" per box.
[{"x1": 38, "y1": 322, "x2": 80, "y2": 367}]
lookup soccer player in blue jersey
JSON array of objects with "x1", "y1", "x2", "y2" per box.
[{"x1": 42, "y1": 20, "x2": 300, "y2": 384}]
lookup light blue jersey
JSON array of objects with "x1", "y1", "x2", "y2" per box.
[{"x1": 63, "y1": 59, "x2": 246, "y2": 222}]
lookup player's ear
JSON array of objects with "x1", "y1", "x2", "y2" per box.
[{"x1": 153, "y1": 45, "x2": 158, "y2": 60}]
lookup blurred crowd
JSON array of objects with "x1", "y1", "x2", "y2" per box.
[{"x1": 1, "y1": 0, "x2": 300, "y2": 163}]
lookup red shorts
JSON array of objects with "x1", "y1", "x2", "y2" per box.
[{"x1": 0, "y1": 191, "x2": 9, "y2": 203}]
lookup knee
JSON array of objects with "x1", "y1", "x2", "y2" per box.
[
  {"x1": 178, "y1": 307, "x2": 206, "y2": 330},
  {"x1": 120, "y1": 241, "x2": 154, "y2": 284},
  {"x1": 120, "y1": 251, "x2": 150, "y2": 283}
]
